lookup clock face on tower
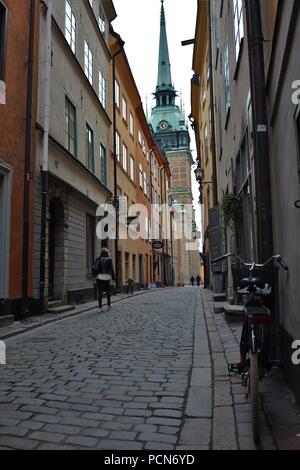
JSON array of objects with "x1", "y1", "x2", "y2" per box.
[{"x1": 159, "y1": 120, "x2": 169, "y2": 130}]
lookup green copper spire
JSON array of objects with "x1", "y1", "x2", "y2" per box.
[{"x1": 157, "y1": 0, "x2": 173, "y2": 91}]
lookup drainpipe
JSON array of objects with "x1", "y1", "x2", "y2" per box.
[
  {"x1": 207, "y1": 0, "x2": 218, "y2": 207},
  {"x1": 39, "y1": 0, "x2": 52, "y2": 308},
  {"x1": 245, "y1": 0, "x2": 273, "y2": 262},
  {"x1": 22, "y1": 0, "x2": 36, "y2": 312},
  {"x1": 111, "y1": 38, "x2": 124, "y2": 292}
]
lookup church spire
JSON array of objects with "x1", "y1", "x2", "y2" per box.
[{"x1": 155, "y1": 1, "x2": 175, "y2": 106}]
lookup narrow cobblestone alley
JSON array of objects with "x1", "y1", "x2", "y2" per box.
[{"x1": 0, "y1": 288, "x2": 300, "y2": 451}]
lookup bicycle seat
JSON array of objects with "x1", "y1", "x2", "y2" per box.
[{"x1": 239, "y1": 278, "x2": 265, "y2": 289}]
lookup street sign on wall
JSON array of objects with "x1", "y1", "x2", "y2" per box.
[{"x1": 152, "y1": 240, "x2": 164, "y2": 250}]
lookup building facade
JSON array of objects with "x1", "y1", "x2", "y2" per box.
[
  {"x1": 0, "y1": 0, "x2": 39, "y2": 319},
  {"x1": 33, "y1": 0, "x2": 116, "y2": 309},
  {"x1": 192, "y1": 0, "x2": 300, "y2": 402},
  {"x1": 111, "y1": 28, "x2": 172, "y2": 289}
]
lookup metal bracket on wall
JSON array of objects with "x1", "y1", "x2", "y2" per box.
[{"x1": 295, "y1": 200, "x2": 300, "y2": 209}]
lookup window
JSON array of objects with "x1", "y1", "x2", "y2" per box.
[
  {"x1": 233, "y1": 0, "x2": 244, "y2": 60},
  {"x1": 84, "y1": 41, "x2": 93, "y2": 85},
  {"x1": 130, "y1": 156, "x2": 135, "y2": 181},
  {"x1": 204, "y1": 125, "x2": 209, "y2": 161},
  {"x1": 143, "y1": 171, "x2": 147, "y2": 195},
  {"x1": 132, "y1": 254, "x2": 136, "y2": 280},
  {"x1": 115, "y1": 80, "x2": 120, "y2": 108},
  {"x1": 100, "y1": 144, "x2": 107, "y2": 186},
  {"x1": 139, "y1": 164, "x2": 143, "y2": 188},
  {"x1": 125, "y1": 252, "x2": 130, "y2": 280},
  {"x1": 86, "y1": 214, "x2": 95, "y2": 274},
  {"x1": 122, "y1": 144, "x2": 128, "y2": 172},
  {"x1": 65, "y1": 97, "x2": 77, "y2": 156},
  {"x1": 130, "y1": 113, "x2": 134, "y2": 136},
  {"x1": 138, "y1": 129, "x2": 142, "y2": 146},
  {"x1": 115, "y1": 131, "x2": 120, "y2": 161},
  {"x1": 99, "y1": 4, "x2": 105, "y2": 34},
  {"x1": 122, "y1": 96, "x2": 127, "y2": 122},
  {"x1": 99, "y1": 70, "x2": 106, "y2": 109},
  {"x1": 224, "y1": 44, "x2": 230, "y2": 114},
  {"x1": 65, "y1": 1, "x2": 76, "y2": 54},
  {"x1": 86, "y1": 124, "x2": 94, "y2": 173}
]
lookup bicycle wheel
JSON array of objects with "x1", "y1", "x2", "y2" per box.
[{"x1": 250, "y1": 352, "x2": 260, "y2": 442}]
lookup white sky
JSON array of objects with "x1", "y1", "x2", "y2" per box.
[{"x1": 112, "y1": 0, "x2": 202, "y2": 237}]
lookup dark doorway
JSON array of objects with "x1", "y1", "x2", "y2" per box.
[{"x1": 48, "y1": 198, "x2": 65, "y2": 300}]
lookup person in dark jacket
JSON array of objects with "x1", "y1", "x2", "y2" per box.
[
  {"x1": 196, "y1": 274, "x2": 201, "y2": 287},
  {"x1": 94, "y1": 248, "x2": 115, "y2": 312}
]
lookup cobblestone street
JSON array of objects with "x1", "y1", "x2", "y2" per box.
[{"x1": 0, "y1": 287, "x2": 300, "y2": 450}]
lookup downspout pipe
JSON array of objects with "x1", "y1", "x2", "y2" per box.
[
  {"x1": 22, "y1": 0, "x2": 36, "y2": 312},
  {"x1": 111, "y1": 39, "x2": 124, "y2": 292},
  {"x1": 207, "y1": 0, "x2": 218, "y2": 207},
  {"x1": 245, "y1": 0, "x2": 273, "y2": 262},
  {"x1": 39, "y1": 0, "x2": 52, "y2": 308}
]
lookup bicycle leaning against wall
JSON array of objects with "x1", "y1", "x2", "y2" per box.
[{"x1": 211, "y1": 253, "x2": 288, "y2": 442}]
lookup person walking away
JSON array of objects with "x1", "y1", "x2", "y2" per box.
[
  {"x1": 93, "y1": 248, "x2": 115, "y2": 312},
  {"x1": 190, "y1": 276, "x2": 195, "y2": 286},
  {"x1": 196, "y1": 274, "x2": 201, "y2": 287}
]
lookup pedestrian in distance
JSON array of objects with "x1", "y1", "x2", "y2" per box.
[
  {"x1": 190, "y1": 276, "x2": 195, "y2": 286},
  {"x1": 93, "y1": 248, "x2": 115, "y2": 313},
  {"x1": 196, "y1": 274, "x2": 201, "y2": 287}
]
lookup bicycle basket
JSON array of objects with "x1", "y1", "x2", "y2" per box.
[{"x1": 231, "y1": 265, "x2": 279, "y2": 292}]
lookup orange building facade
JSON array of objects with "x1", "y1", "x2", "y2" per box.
[{"x1": 0, "y1": 0, "x2": 39, "y2": 318}]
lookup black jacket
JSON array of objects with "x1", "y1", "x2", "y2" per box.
[{"x1": 95, "y1": 257, "x2": 115, "y2": 279}]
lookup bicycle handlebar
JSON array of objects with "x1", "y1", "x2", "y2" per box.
[{"x1": 211, "y1": 253, "x2": 289, "y2": 271}]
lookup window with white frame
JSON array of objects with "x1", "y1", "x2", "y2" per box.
[
  {"x1": 99, "y1": 70, "x2": 106, "y2": 109},
  {"x1": 65, "y1": 1, "x2": 76, "y2": 54},
  {"x1": 122, "y1": 96, "x2": 127, "y2": 122},
  {"x1": 130, "y1": 112, "x2": 134, "y2": 137},
  {"x1": 122, "y1": 144, "x2": 128, "y2": 172},
  {"x1": 115, "y1": 80, "x2": 120, "y2": 108},
  {"x1": 100, "y1": 144, "x2": 107, "y2": 186},
  {"x1": 139, "y1": 164, "x2": 143, "y2": 187},
  {"x1": 143, "y1": 171, "x2": 147, "y2": 195},
  {"x1": 98, "y1": 4, "x2": 106, "y2": 34},
  {"x1": 233, "y1": 0, "x2": 244, "y2": 60},
  {"x1": 138, "y1": 129, "x2": 142, "y2": 146},
  {"x1": 224, "y1": 44, "x2": 230, "y2": 114},
  {"x1": 84, "y1": 41, "x2": 93, "y2": 85},
  {"x1": 130, "y1": 155, "x2": 135, "y2": 181},
  {"x1": 115, "y1": 131, "x2": 120, "y2": 161},
  {"x1": 86, "y1": 124, "x2": 94, "y2": 173}
]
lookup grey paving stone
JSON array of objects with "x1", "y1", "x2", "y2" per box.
[
  {"x1": 138, "y1": 432, "x2": 177, "y2": 444},
  {"x1": 186, "y1": 387, "x2": 212, "y2": 418},
  {"x1": 152, "y1": 409, "x2": 182, "y2": 419},
  {"x1": 65, "y1": 436, "x2": 98, "y2": 448},
  {"x1": 109, "y1": 431, "x2": 137, "y2": 441},
  {"x1": 134, "y1": 424, "x2": 158, "y2": 433},
  {"x1": 0, "y1": 436, "x2": 39, "y2": 450},
  {"x1": 29, "y1": 431, "x2": 65, "y2": 444},
  {"x1": 81, "y1": 428, "x2": 110, "y2": 438},
  {"x1": 213, "y1": 406, "x2": 238, "y2": 450},
  {"x1": 43, "y1": 424, "x2": 81, "y2": 436},
  {"x1": 179, "y1": 418, "x2": 211, "y2": 447},
  {"x1": 214, "y1": 380, "x2": 233, "y2": 407},
  {"x1": 98, "y1": 439, "x2": 143, "y2": 450},
  {"x1": 144, "y1": 442, "x2": 175, "y2": 450},
  {"x1": 191, "y1": 368, "x2": 211, "y2": 387},
  {"x1": 0, "y1": 426, "x2": 29, "y2": 438},
  {"x1": 147, "y1": 417, "x2": 181, "y2": 427}
]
